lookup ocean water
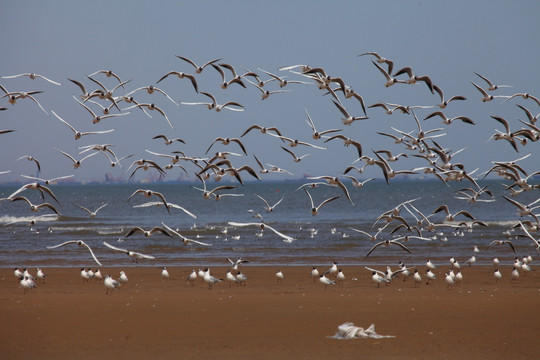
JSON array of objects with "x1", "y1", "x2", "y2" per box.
[{"x1": 0, "y1": 179, "x2": 538, "y2": 268}]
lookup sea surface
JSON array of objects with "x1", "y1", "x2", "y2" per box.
[{"x1": 0, "y1": 179, "x2": 538, "y2": 268}]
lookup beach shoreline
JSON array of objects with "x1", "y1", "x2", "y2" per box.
[{"x1": 1, "y1": 265, "x2": 539, "y2": 360}]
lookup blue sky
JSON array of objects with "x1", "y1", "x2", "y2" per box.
[{"x1": 1, "y1": 1, "x2": 539, "y2": 184}]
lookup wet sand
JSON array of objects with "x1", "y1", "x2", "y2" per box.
[{"x1": 1, "y1": 265, "x2": 538, "y2": 359}]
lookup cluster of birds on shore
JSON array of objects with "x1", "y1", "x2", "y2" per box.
[
  {"x1": 14, "y1": 251, "x2": 535, "y2": 294},
  {"x1": 1, "y1": 51, "x2": 540, "y2": 267}
]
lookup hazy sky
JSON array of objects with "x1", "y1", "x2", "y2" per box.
[{"x1": 1, "y1": 1, "x2": 539, "y2": 184}]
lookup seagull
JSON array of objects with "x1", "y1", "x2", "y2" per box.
[
  {"x1": 227, "y1": 257, "x2": 251, "y2": 271},
  {"x1": 211, "y1": 63, "x2": 247, "y2": 89},
  {"x1": 19, "y1": 276, "x2": 36, "y2": 294},
  {"x1": 518, "y1": 222, "x2": 540, "y2": 251},
  {"x1": 203, "y1": 268, "x2": 223, "y2": 289},
  {"x1": 426, "y1": 269, "x2": 437, "y2": 284},
  {"x1": 123, "y1": 103, "x2": 173, "y2": 129},
  {"x1": 433, "y1": 85, "x2": 467, "y2": 109},
  {"x1": 307, "y1": 175, "x2": 354, "y2": 206},
  {"x1": 236, "y1": 272, "x2": 248, "y2": 286},
  {"x1": 275, "y1": 269, "x2": 284, "y2": 284},
  {"x1": 7, "y1": 182, "x2": 60, "y2": 203},
  {"x1": 324, "y1": 134, "x2": 363, "y2": 158},
  {"x1": 504, "y1": 92, "x2": 540, "y2": 106},
  {"x1": 310, "y1": 267, "x2": 320, "y2": 283},
  {"x1": 47, "y1": 240, "x2": 102, "y2": 266},
  {"x1": 152, "y1": 134, "x2": 186, "y2": 145},
  {"x1": 371, "y1": 60, "x2": 406, "y2": 88},
  {"x1": 227, "y1": 221, "x2": 295, "y2": 243},
  {"x1": 118, "y1": 271, "x2": 128, "y2": 284},
  {"x1": 249, "y1": 80, "x2": 291, "y2": 100},
  {"x1": 255, "y1": 194, "x2": 285, "y2": 213},
  {"x1": 226, "y1": 269, "x2": 239, "y2": 287},
  {"x1": 487, "y1": 240, "x2": 517, "y2": 254},
  {"x1": 126, "y1": 85, "x2": 179, "y2": 106},
  {"x1": 2, "y1": 72, "x2": 61, "y2": 85},
  {"x1": 124, "y1": 226, "x2": 172, "y2": 238},
  {"x1": 474, "y1": 72, "x2": 512, "y2": 91},
  {"x1": 257, "y1": 68, "x2": 312, "y2": 88},
  {"x1": 493, "y1": 268, "x2": 503, "y2": 283},
  {"x1": 187, "y1": 270, "x2": 197, "y2": 285},
  {"x1": 175, "y1": 55, "x2": 222, "y2": 73},
  {"x1": 471, "y1": 82, "x2": 508, "y2": 102},
  {"x1": 13, "y1": 154, "x2": 43, "y2": 173},
  {"x1": 240, "y1": 124, "x2": 282, "y2": 138},
  {"x1": 502, "y1": 196, "x2": 540, "y2": 222},
  {"x1": 103, "y1": 274, "x2": 121, "y2": 295},
  {"x1": 127, "y1": 189, "x2": 170, "y2": 213},
  {"x1": 371, "y1": 271, "x2": 390, "y2": 288},
  {"x1": 103, "y1": 241, "x2": 156, "y2": 263},
  {"x1": 156, "y1": 71, "x2": 198, "y2": 92},
  {"x1": 1, "y1": 90, "x2": 48, "y2": 114},
  {"x1": 365, "y1": 239, "x2": 412, "y2": 258},
  {"x1": 319, "y1": 273, "x2": 336, "y2": 289},
  {"x1": 134, "y1": 201, "x2": 197, "y2": 220},
  {"x1": 181, "y1": 91, "x2": 244, "y2": 112},
  {"x1": 270, "y1": 133, "x2": 326, "y2": 150},
  {"x1": 304, "y1": 108, "x2": 342, "y2": 140},
  {"x1": 280, "y1": 146, "x2": 310, "y2": 163},
  {"x1": 74, "y1": 203, "x2": 107, "y2": 218},
  {"x1": 36, "y1": 268, "x2": 46, "y2": 283},
  {"x1": 205, "y1": 137, "x2": 247, "y2": 155},
  {"x1": 332, "y1": 100, "x2": 368, "y2": 126},
  {"x1": 87, "y1": 69, "x2": 124, "y2": 84},
  {"x1": 52, "y1": 110, "x2": 115, "y2": 140},
  {"x1": 432, "y1": 205, "x2": 476, "y2": 222},
  {"x1": 424, "y1": 111, "x2": 475, "y2": 125},
  {"x1": 20, "y1": 174, "x2": 74, "y2": 185},
  {"x1": 413, "y1": 269, "x2": 422, "y2": 287},
  {"x1": 358, "y1": 52, "x2": 394, "y2": 75},
  {"x1": 10, "y1": 196, "x2": 60, "y2": 215},
  {"x1": 393, "y1": 66, "x2": 434, "y2": 93},
  {"x1": 193, "y1": 174, "x2": 237, "y2": 199},
  {"x1": 303, "y1": 188, "x2": 341, "y2": 216},
  {"x1": 160, "y1": 222, "x2": 213, "y2": 246}
]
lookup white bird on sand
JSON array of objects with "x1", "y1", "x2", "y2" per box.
[
  {"x1": 236, "y1": 272, "x2": 248, "y2": 286},
  {"x1": 319, "y1": 273, "x2": 336, "y2": 289},
  {"x1": 103, "y1": 241, "x2": 156, "y2": 263},
  {"x1": 161, "y1": 266, "x2": 169, "y2": 280},
  {"x1": 104, "y1": 274, "x2": 121, "y2": 295},
  {"x1": 371, "y1": 271, "x2": 390, "y2": 288},
  {"x1": 413, "y1": 270, "x2": 422, "y2": 287},
  {"x1": 310, "y1": 267, "x2": 320, "y2": 283},
  {"x1": 226, "y1": 269, "x2": 239, "y2": 287},
  {"x1": 36, "y1": 268, "x2": 46, "y2": 283},
  {"x1": 47, "y1": 240, "x2": 102, "y2": 266},
  {"x1": 187, "y1": 270, "x2": 197, "y2": 285},
  {"x1": 203, "y1": 268, "x2": 222, "y2": 289},
  {"x1": 275, "y1": 269, "x2": 284, "y2": 284},
  {"x1": 336, "y1": 269, "x2": 346, "y2": 284},
  {"x1": 494, "y1": 269, "x2": 503, "y2": 283},
  {"x1": 118, "y1": 271, "x2": 128, "y2": 284},
  {"x1": 426, "y1": 269, "x2": 436, "y2": 284},
  {"x1": 20, "y1": 276, "x2": 36, "y2": 294}
]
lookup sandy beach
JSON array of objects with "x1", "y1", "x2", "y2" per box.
[{"x1": 1, "y1": 264, "x2": 539, "y2": 360}]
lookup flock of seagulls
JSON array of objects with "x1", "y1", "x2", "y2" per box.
[
  {"x1": 1, "y1": 50, "x2": 540, "y2": 278},
  {"x1": 14, "y1": 250, "x2": 535, "y2": 294}
]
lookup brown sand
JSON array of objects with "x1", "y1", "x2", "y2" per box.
[{"x1": 1, "y1": 265, "x2": 539, "y2": 360}]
